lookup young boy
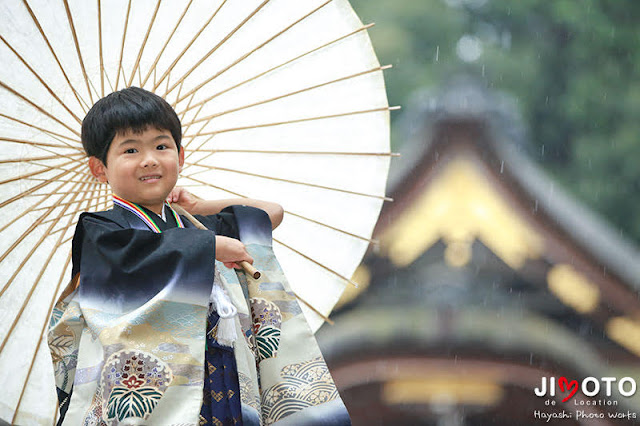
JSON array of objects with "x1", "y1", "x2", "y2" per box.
[
  {"x1": 49, "y1": 87, "x2": 283, "y2": 424},
  {"x1": 49, "y1": 87, "x2": 351, "y2": 426}
]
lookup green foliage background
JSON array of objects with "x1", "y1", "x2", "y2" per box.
[{"x1": 351, "y1": 0, "x2": 640, "y2": 246}]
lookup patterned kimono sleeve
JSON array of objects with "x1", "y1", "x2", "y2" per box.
[{"x1": 48, "y1": 274, "x2": 85, "y2": 422}]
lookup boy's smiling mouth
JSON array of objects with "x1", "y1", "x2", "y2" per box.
[{"x1": 140, "y1": 175, "x2": 161, "y2": 181}]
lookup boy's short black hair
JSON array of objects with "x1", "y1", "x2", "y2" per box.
[{"x1": 81, "y1": 87, "x2": 182, "y2": 165}]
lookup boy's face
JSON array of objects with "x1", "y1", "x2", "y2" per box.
[{"x1": 89, "y1": 127, "x2": 184, "y2": 215}]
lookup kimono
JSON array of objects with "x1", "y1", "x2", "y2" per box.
[{"x1": 48, "y1": 200, "x2": 351, "y2": 426}]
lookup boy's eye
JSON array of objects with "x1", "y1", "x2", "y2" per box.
[
  {"x1": 124, "y1": 148, "x2": 137, "y2": 154},
  {"x1": 156, "y1": 144, "x2": 167, "y2": 150}
]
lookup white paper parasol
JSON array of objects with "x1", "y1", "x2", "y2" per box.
[{"x1": 0, "y1": 0, "x2": 393, "y2": 423}]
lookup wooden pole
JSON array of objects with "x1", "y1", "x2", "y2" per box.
[{"x1": 171, "y1": 203, "x2": 261, "y2": 279}]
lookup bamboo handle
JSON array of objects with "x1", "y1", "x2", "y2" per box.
[
  {"x1": 171, "y1": 204, "x2": 261, "y2": 279},
  {"x1": 239, "y1": 261, "x2": 260, "y2": 279}
]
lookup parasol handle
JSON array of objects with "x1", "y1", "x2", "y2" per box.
[
  {"x1": 238, "y1": 261, "x2": 261, "y2": 279},
  {"x1": 171, "y1": 203, "x2": 261, "y2": 279}
]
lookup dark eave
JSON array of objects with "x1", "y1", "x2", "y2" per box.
[{"x1": 386, "y1": 76, "x2": 640, "y2": 291}]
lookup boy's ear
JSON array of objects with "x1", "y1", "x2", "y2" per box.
[
  {"x1": 88, "y1": 157, "x2": 108, "y2": 183},
  {"x1": 178, "y1": 147, "x2": 185, "y2": 173}
]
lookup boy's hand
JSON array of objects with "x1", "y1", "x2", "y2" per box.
[
  {"x1": 215, "y1": 235, "x2": 253, "y2": 269},
  {"x1": 167, "y1": 187, "x2": 198, "y2": 212}
]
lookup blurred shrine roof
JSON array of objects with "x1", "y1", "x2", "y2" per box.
[
  {"x1": 331, "y1": 76, "x2": 640, "y2": 363},
  {"x1": 382, "y1": 75, "x2": 640, "y2": 290},
  {"x1": 319, "y1": 77, "x2": 640, "y2": 423}
]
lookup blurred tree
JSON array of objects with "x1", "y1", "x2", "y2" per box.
[{"x1": 352, "y1": 0, "x2": 640, "y2": 245}]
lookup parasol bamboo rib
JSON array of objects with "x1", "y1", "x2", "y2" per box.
[
  {"x1": 33, "y1": 184, "x2": 108, "y2": 227},
  {"x1": 25, "y1": 179, "x2": 99, "y2": 188},
  {"x1": 27, "y1": 159, "x2": 94, "y2": 175},
  {"x1": 289, "y1": 291, "x2": 334, "y2": 326},
  {"x1": 1, "y1": 217, "x2": 74, "y2": 256},
  {"x1": 58, "y1": 233, "x2": 76, "y2": 248},
  {"x1": 27, "y1": 144, "x2": 85, "y2": 162},
  {"x1": 0, "y1": 160, "x2": 85, "y2": 211},
  {"x1": 163, "y1": 71, "x2": 172, "y2": 103},
  {"x1": 285, "y1": 210, "x2": 379, "y2": 244},
  {"x1": 178, "y1": 97, "x2": 207, "y2": 155},
  {"x1": 162, "y1": 0, "x2": 270, "y2": 98},
  {"x1": 114, "y1": 0, "x2": 132, "y2": 91},
  {"x1": 99, "y1": 182, "x2": 111, "y2": 212},
  {"x1": 0, "y1": 178, "x2": 86, "y2": 301},
  {"x1": 1, "y1": 166, "x2": 91, "y2": 194},
  {"x1": 273, "y1": 237, "x2": 359, "y2": 288},
  {"x1": 40, "y1": 214, "x2": 87, "y2": 238},
  {"x1": 0, "y1": 135, "x2": 81, "y2": 152},
  {"x1": 184, "y1": 106, "x2": 399, "y2": 138},
  {"x1": 177, "y1": 84, "x2": 218, "y2": 155},
  {"x1": 21, "y1": 197, "x2": 94, "y2": 219},
  {"x1": 73, "y1": 182, "x2": 107, "y2": 234},
  {"x1": 196, "y1": 148, "x2": 400, "y2": 157},
  {"x1": 174, "y1": 80, "x2": 188, "y2": 112},
  {"x1": 32, "y1": 199, "x2": 106, "y2": 228},
  {"x1": 137, "y1": 62, "x2": 144, "y2": 88},
  {"x1": 177, "y1": 92, "x2": 198, "y2": 127},
  {"x1": 54, "y1": 188, "x2": 112, "y2": 237},
  {"x1": 0, "y1": 153, "x2": 84, "y2": 165},
  {"x1": 35, "y1": 194, "x2": 91, "y2": 249},
  {"x1": 183, "y1": 162, "x2": 393, "y2": 201},
  {"x1": 0, "y1": 156, "x2": 82, "y2": 188},
  {"x1": 140, "y1": 0, "x2": 194, "y2": 88},
  {"x1": 20, "y1": 0, "x2": 88, "y2": 113},
  {"x1": 179, "y1": 95, "x2": 219, "y2": 155},
  {"x1": 0, "y1": 174, "x2": 89, "y2": 236},
  {"x1": 103, "y1": 59, "x2": 115, "y2": 94},
  {"x1": 0, "y1": 81, "x2": 81, "y2": 138},
  {"x1": 30, "y1": 191, "x2": 106, "y2": 216},
  {"x1": 6, "y1": 185, "x2": 101, "y2": 207},
  {"x1": 178, "y1": 174, "x2": 379, "y2": 244},
  {"x1": 178, "y1": 23, "x2": 375, "y2": 116},
  {"x1": 12, "y1": 251, "x2": 73, "y2": 425},
  {"x1": 86, "y1": 66, "x2": 102, "y2": 104},
  {"x1": 80, "y1": 182, "x2": 104, "y2": 214},
  {"x1": 97, "y1": 0, "x2": 104, "y2": 96},
  {"x1": 185, "y1": 65, "x2": 391, "y2": 126},
  {"x1": 183, "y1": 132, "x2": 214, "y2": 164},
  {"x1": 0, "y1": 168, "x2": 82, "y2": 248},
  {"x1": 62, "y1": 0, "x2": 94, "y2": 106},
  {"x1": 6, "y1": 187, "x2": 87, "y2": 423},
  {"x1": 102, "y1": 187, "x2": 113, "y2": 217},
  {"x1": 0, "y1": 113, "x2": 84, "y2": 146},
  {"x1": 179, "y1": 52, "x2": 382, "y2": 158},
  {"x1": 172, "y1": 205, "x2": 336, "y2": 324},
  {"x1": 152, "y1": 0, "x2": 227, "y2": 91},
  {"x1": 0, "y1": 35, "x2": 82, "y2": 124},
  {"x1": 126, "y1": 0, "x2": 161, "y2": 88},
  {"x1": 174, "y1": 0, "x2": 333, "y2": 104},
  {"x1": 180, "y1": 93, "x2": 219, "y2": 156}
]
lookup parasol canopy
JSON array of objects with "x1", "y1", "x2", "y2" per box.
[{"x1": 0, "y1": 0, "x2": 393, "y2": 423}]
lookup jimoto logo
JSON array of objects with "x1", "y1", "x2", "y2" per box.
[{"x1": 535, "y1": 376, "x2": 636, "y2": 402}]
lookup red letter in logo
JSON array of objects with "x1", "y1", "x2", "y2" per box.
[{"x1": 558, "y1": 376, "x2": 578, "y2": 402}]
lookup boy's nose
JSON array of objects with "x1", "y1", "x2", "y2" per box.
[{"x1": 141, "y1": 153, "x2": 158, "y2": 168}]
